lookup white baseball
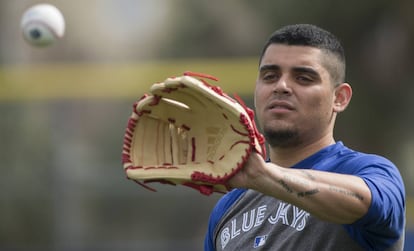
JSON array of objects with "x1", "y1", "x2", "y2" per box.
[{"x1": 21, "y1": 4, "x2": 65, "y2": 47}]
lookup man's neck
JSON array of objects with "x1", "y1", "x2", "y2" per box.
[{"x1": 268, "y1": 135, "x2": 335, "y2": 167}]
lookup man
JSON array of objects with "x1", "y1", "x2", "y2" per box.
[{"x1": 204, "y1": 24, "x2": 405, "y2": 250}]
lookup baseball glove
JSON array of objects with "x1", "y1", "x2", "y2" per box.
[{"x1": 122, "y1": 71, "x2": 266, "y2": 195}]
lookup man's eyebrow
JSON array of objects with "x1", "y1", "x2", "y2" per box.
[
  {"x1": 292, "y1": 66, "x2": 319, "y2": 77},
  {"x1": 259, "y1": 64, "x2": 280, "y2": 72},
  {"x1": 259, "y1": 64, "x2": 321, "y2": 79}
]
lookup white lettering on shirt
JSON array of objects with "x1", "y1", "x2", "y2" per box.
[{"x1": 219, "y1": 202, "x2": 310, "y2": 250}]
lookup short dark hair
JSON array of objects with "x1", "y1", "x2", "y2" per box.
[{"x1": 259, "y1": 24, "x2": 346, "y2": 84}]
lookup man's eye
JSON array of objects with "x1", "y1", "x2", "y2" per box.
[
  {"x1": 263, "y1": 73, "x2": 277, "y2": 81},
  {"x1": 297, "y1": 75, "x2": 313, "y2": 83}
]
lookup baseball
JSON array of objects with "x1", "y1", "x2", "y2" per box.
[{"x1": 21, "y1": 4, "x2": 65, "y2": 47}]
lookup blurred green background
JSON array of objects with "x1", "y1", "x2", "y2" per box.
[{"x1": 0, "y1": 0, "x2": 413, "y2": 250}]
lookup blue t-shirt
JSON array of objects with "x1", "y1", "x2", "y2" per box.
[{"x1": 204, "y1": 142, "x2": 405, "y2": 250}]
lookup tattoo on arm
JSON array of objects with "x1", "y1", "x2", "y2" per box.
[
  {"x1": 278, "y1": 174, "x2": 319, "y2": 198},
  {"x1": 278, "y1": 179, "x2": 293, "y2": 193},
  {"x1": 328, "y1": 186, "x2": 364, "y2": 201},
  {"x1": 300, "y1": 170, "x2": 316, "y2": 180},
  {"x1": 297, "y1": 189, "x2": 320, "y2": 198},
  {"x1": 277, "y1": 170, "x2": 364, "y2": 201},
  {"x1": 283, "y1": 174, "x2": 311, "y2": 187}
]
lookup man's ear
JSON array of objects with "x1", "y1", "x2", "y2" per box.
[{"x1": 333, "y1": 83, "x2": 352, "y2": 113}]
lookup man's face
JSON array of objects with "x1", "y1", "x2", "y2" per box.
[{"x1": 255, "y1": 44, "x2": 337, "y2": 148}]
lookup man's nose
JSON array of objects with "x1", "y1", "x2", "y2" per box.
[{"x1": 273, "y1": 77, "x2": 292, "y2": 95}]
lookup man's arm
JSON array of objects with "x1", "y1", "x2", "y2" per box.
[{"x1": 228, "y1": 152, "x2": 372, "y2": 224}]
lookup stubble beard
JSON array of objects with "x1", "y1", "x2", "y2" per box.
[{"x1": 263, "y1": 127, "x2": 301, "y2": 148}]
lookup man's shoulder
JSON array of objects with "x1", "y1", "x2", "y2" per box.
[
  {"x1": 312, "y1": 141, "x2": 397, "y2": 172},
  {"x1": 335, "y1": 141, "x2": 394, "y2": 163},
  {"x1": 214, "y1": 188, "x2": 248, "y2": 214}
]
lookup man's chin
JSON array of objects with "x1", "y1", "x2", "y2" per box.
[{"x1": 264, "y1": 129, "x2": 300, "y2": 148}]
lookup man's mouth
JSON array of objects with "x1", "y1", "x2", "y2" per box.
[{"x1": 267, "y1": 100, "x2": 294, "y2": 111}]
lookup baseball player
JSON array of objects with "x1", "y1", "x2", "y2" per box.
[{"x1": 204, "y1": 24, "x2": 406, "y2": 251}]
